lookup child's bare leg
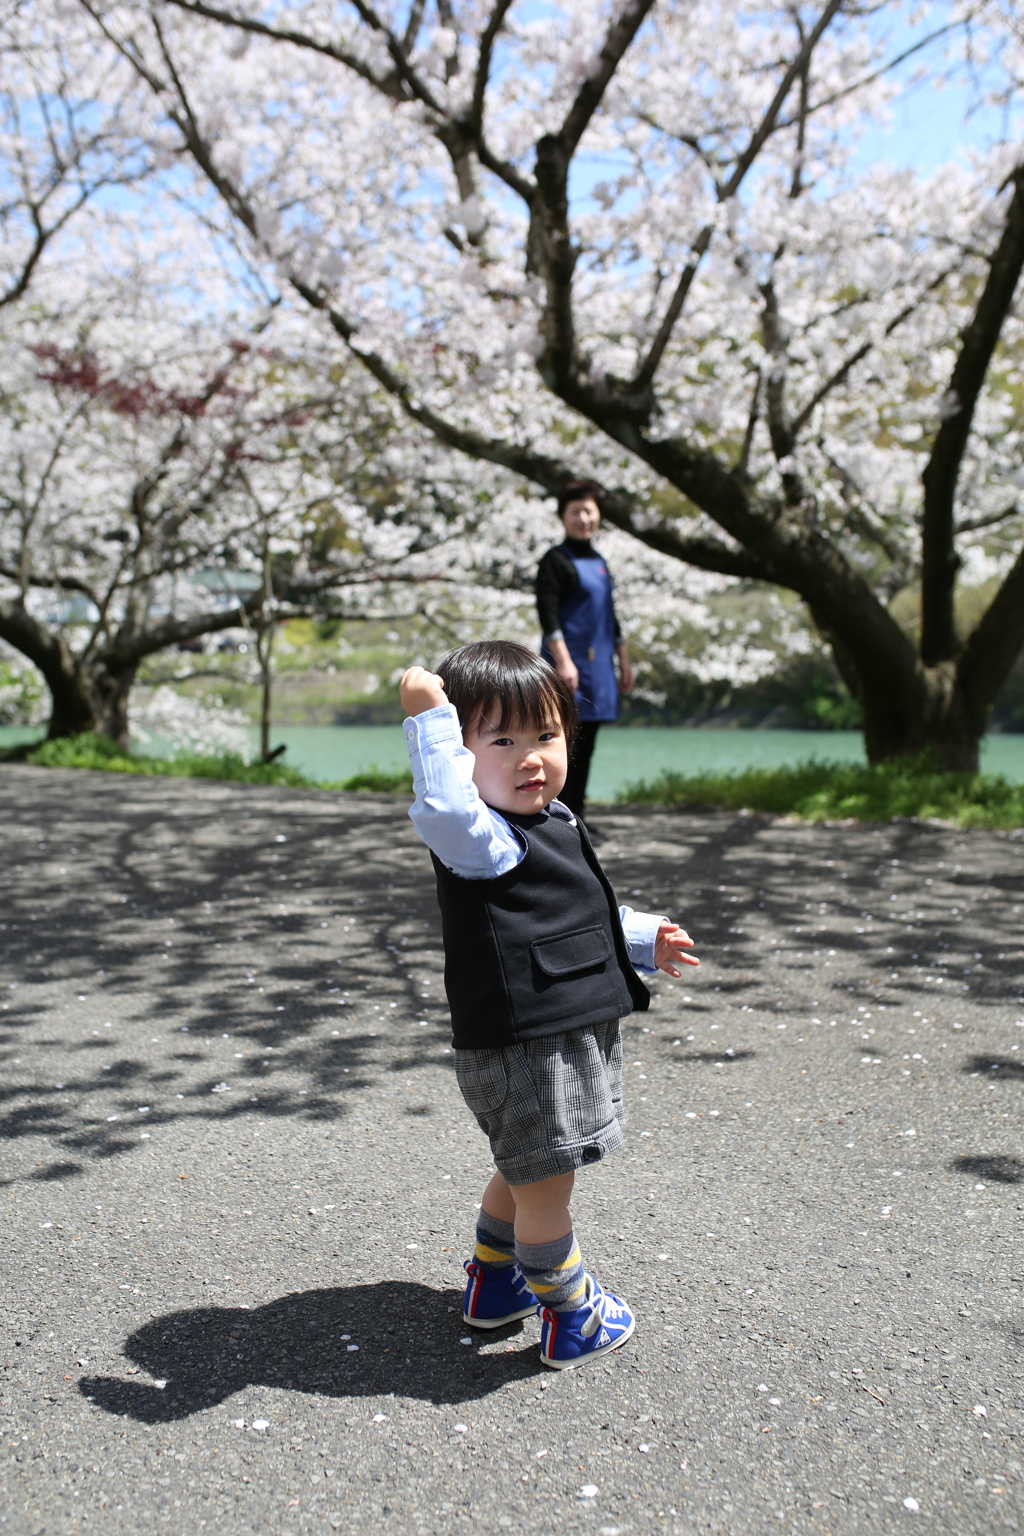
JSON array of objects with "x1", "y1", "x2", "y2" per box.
[
  {"x1": 480, "y1": 1169, "x2": 517, "y2": 1226},
  {"x1": 507, "y1": 1171, "x2": 574, "y2": 1245},
  {"x1": 481, "y1": 1168, "x2": 575, "y2": 1242}
]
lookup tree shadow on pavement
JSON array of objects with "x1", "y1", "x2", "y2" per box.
[
  {"x1": 962, "y1": 1055, "x2": 1024, "y2": 1081},
  {"x1": 673, "y1": 1049, "x2": 756, "y2": 1065},
  {"x1": 950, "y1": 1154, "x2": 1024, "y2": 1184},
  {"x1": 79, "y1": 1282, "x2": 543, "y2": 1420}
]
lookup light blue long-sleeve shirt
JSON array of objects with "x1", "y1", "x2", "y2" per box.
[{"x1": 403, "y1": 703, "x2": 664, "y2": 973}]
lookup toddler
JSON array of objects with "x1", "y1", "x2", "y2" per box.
[{"x1": 400, "y1": 640, "x2": 698, "y2": 1369}]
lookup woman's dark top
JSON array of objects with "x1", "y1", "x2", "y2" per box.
[
  {"x1": 430, "y1": 806, "x2": 649, "y2": 1049},
  {"x1": 535, "y1": 537, "x2": 622, "y2": 644}
]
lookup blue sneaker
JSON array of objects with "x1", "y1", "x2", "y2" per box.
[
  {"x1": 539, "y1": 1274, "x2": 635, "y2": 1369},
  {"x1": 462, "y1": 1259, "x2": 536, "y2": 1329}
]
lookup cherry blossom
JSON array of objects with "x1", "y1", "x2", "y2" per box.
[{"x1": 70, "y1": 0, "x2": 1022, "y2": 766}]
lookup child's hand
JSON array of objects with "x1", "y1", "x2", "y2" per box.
[
  {"x1": 654, "y1": 920, "x2": 699, "y2": 978},
  {"x1": 400, "y1": 666, "x2": 447, "y2": 717}
]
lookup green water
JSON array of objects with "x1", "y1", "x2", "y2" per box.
[
  {"x1": 256, "y1": 726, "x2": 1024, "y2": 798},
  {"x1": 255, "y1": 725, "x2": 876, "y2": 799},
  {"x1": 5, "y1": 724, "x2": 1024, "y2": 798}
]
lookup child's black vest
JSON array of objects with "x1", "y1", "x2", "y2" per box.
[{"x1": 431, "y1": 808, "x2": 650, "y2": 1049}]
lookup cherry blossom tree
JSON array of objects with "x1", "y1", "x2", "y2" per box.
[
  {"x1": 1, "y1": 2, "x2": 153, "y2": 307},
  {"x1": 72, "y1": 0, "x2": 1024, "y2": 768},
  {"x1": 0, "y1": 232, "x2": 519, "y2": 745}
]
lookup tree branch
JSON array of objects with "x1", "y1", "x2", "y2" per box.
[
  {"x1": 469, "y1": 0, "x2": 514, "y2": 131},
  {"x1": 520, "y1": 0, "x2": 658, "y2": 399},
  {"x1": 632, "y1": 226, "x2": 714, "y2": 395},
  {"x1": 0, "y1": 192, "x2": 85, "y2": 309},
  {"x1": 790, "y1": 265, "x2": 959, "y2": 438},
  {"x1": 777, "y1": 22, "x2": 959, "y2": 133},
  {"x1": 817, "y1": 442, "x2": 913, "y2": 598},
  {"x1": 723, "y1": 0, "x2": 845, "y2": 201},
  {"x1": 632, "y1": 0, "x2": 843, "y2": 395},
  {"x1": 0, "y1": 595, "x2": 90, "y2": 732},
  {"x1": 162, "y1": 0, "x2": 533, "y2": 199},
  {"x1": 293, "y1": 271, "x2": 768, "y2": 580},
  {"x1": 956, "y1": 542, "x2": 1024, "y2": 723},
  {"x1": 558, "y1": 0, "x2": 657, "y2": 158},
  {"x1": 101, "y1": 593, "x2": 261, "y2": 666},
  {"x1": 955, "y1": 502, "x2": 1020, "y2": 536},
  {"x1": 760, "y1": 268, "x2": 794, "y2": 466},
  {"x1": 401, "y1": 0, "x2": 429, "y2": 58},
  {"x1": 164, "y1": 0, "x2": 443, "y2": 110},
  {"x1": 0, "y1": 561, "x2": 100, "y2": 606},
  {"x1": 737, "y1": 369, "x2": 761, "y2": 476},
  {"x1": 921, "y1": 164, "x2": 1024, "y2": 665}
]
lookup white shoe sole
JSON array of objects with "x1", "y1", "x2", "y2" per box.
[
  {"x1": 463, "y1": 1304, "x2": 537, "y2": 1330},
  {"x1": 540, "y1": 1314, "x2": 636, "y2": 1368}
]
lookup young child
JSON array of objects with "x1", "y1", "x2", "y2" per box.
[{"x1": 400, "y1": 640, "x2": 698, "y2": 1370}]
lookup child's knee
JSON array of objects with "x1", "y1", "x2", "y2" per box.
[{"x1": 508, "y1": 1169, "x2": 575, "y2": 1209}]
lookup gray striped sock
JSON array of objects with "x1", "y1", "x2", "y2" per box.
[
  {"x1": 516, "y1": 1230, "x2": 587, "y2": 1311},
  {"x1": 474, "y1": 1209, "x2": 516, "y2": 1268}
]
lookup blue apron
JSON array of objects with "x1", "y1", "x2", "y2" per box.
[{"x1": 542, "y1": 544, "x2": 619, "y2": 722}]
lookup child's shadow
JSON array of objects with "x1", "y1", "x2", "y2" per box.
[{"x1": 79, "y1": 1281, "x2": 541, "y2": 1422}]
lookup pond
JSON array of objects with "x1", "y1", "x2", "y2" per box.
[
  {"x1": 7, "y1": 723, "x2": 1023, "y2": 798},
  {"x1": 255, "y1": 725, "x2": 1024, "y2": 797}
]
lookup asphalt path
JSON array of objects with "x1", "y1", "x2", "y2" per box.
[{"x1": 1, "y1": 764, "x2": 1023, "y2": 1536}]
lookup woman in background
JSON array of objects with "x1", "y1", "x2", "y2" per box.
[{"x1": 536, "y1": 481, "x2": 634, "y2": 822}]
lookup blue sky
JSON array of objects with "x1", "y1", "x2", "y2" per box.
[{"x1": 856, "y1": 62, "x2": 1010, "y2": 174}]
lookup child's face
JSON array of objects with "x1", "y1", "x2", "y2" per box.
[{"x1": 463, "y1": 710, "x2": 568, "y2": 815}]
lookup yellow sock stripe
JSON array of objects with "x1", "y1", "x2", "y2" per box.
[
  {"x1": 528, "y1": 1275, "x2": 587, "y2": 1302},
  {"x1": 474, "y1": 1241, "x2": 514, "y2": 1265},
  {"x1": 526, "y1": 1259, "x2": 583, "y2": 1288},
  {"x1": 522, "y1": 1244, "x2": 582, "y2": 1288}
]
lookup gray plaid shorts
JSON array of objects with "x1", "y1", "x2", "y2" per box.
[{"x1": 454, "y1": 1020, "x2": 625, "y2": 1186}]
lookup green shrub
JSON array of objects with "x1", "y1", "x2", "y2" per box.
[
  {"x1": 337, "y1": 766, "x2": 414, "y2": 792},
  {"x1": 23, "y1": 734, "x2": 412, "y2": 794},
  {"x1": 28, "y1": 735, "x2": 314, "y2": 785},
  {"x1": 617, "y1": 755, "x2": 1024, "y2": 828},
  {"x1": 28, "y1": 735, "x2": 142, "y2": 772}
]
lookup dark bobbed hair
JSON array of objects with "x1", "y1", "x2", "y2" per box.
[
  {"x1": 436, "y1": 640, "x2": 578, "y2": 754},
  {"x1": 556, "y1": 479, "x2": 603, "y2": 518}
]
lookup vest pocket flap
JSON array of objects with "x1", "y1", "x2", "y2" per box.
[{"x1": 531, "y1": 925, "x2": 612, "y2": 977}]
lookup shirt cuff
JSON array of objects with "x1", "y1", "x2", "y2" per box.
[
  {"x1": 544, "y1": 629, "x2": 564, "y2": 644},
  {"x1": 619, "y1": 907, "x2": 665, "y2": 973},
  {"x1": 403, "y1": 702, "x2": 462, "y2": 749}
]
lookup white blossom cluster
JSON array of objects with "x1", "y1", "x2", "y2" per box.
[{"x1": 130, "y1": 685, "x2": 252, "y2": 758}]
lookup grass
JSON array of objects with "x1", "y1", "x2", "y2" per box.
[
  {"x1": 335, "y1": 765, "x2": 416, "y2": 792},
  {"x1": 9, "y1": 733, "x2": 1024, "y2": 826},
  {"x1": 617, "y1": 755, "x2": 1024, "y2": 829},
  {"x1": 14, "y1": 733, "x2": 415, "y2": 794}
]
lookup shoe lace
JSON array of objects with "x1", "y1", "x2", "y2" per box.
[{"x1": 579, "y1": 1276, "x2": 626, "y2": 1337}]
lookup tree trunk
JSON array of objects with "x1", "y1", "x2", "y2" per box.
[
  {"x1": 47, "y1": 655, "x2": 138, "y2": 748},
  {"x1": 89, "y1": 658, "x2": 139, "y2": 750},
  {"x1": 0, "y1": 601, "x2": 98, "y2": 739},
  {"x1": 2, "y1": 589, "x2": 280, "y2": 750},
  {"x1": 857, "y1": 664, "x2": 984, "y2": 773},
  {"x1": 46, "y1": 661, "x2": 97, "y2": 740},
  {"x1": 257, "y1": 618, "x2": 273, "y2": 763}
]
